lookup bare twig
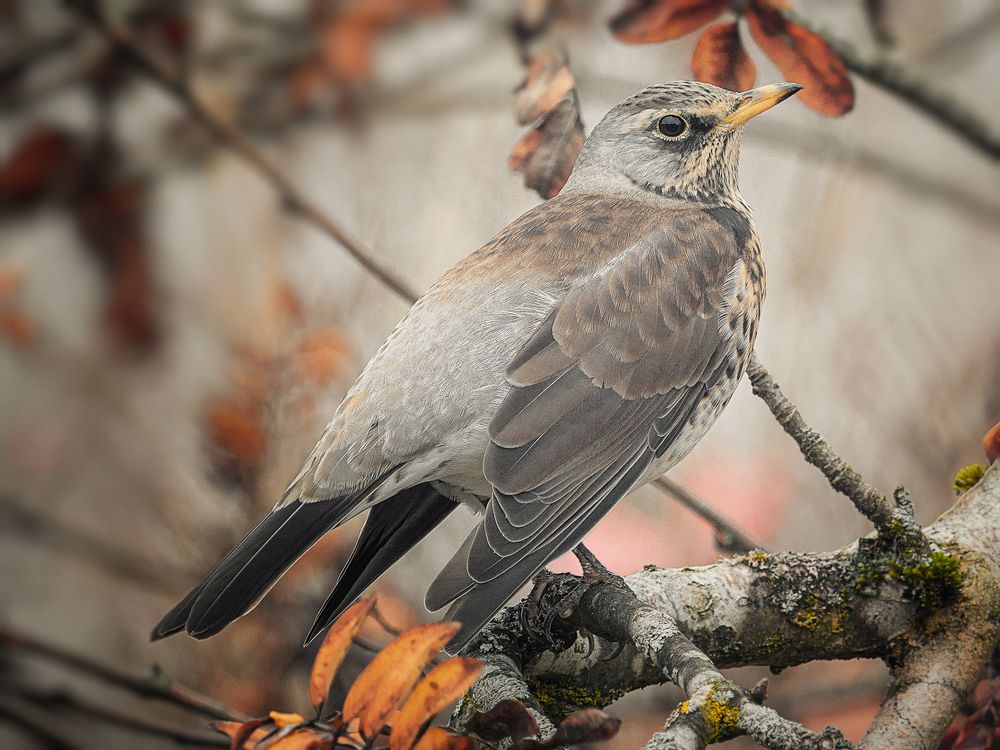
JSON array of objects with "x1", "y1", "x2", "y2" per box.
[
  {"x1": 746, "y1": 354, "x2": 923, "y2": 545},
  {"x1": 0, "y1": 693, "x2": 80, "y2": 750},
  {"x1": 653, "y1": 477, "x2": 762, "y2": 554},
  {"x1": 0, "y1": 625, "x2": 246, "y2": 722},
  {"x1": 778, "y1": 6, "x2": 1000, "y2": 159},
  {"x1": 15, "y1": 687, "x2": 229, "y2": 748},
  {"x1": 66, "y1": 0, "x2": 421, "y2": 304}
]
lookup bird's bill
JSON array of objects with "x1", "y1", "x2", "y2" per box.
[{"x1": 718, "y1": 83, "x2": 803, "y2": 128}]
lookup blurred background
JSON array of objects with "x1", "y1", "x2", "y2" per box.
[{"x1": 1, "y1": 0, "x2": 997, "y2": 748}]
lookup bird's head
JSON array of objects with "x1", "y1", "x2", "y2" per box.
[{"x1": 566, "y1": 81, "x2": 801, "y2": 203}]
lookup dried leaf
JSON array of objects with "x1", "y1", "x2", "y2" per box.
[
  {"x1": 691, "y1": 22, "x2": 756, "y2": 92},
  {"x1": 0, "y1": 310, "x2": 37, "y2": 347},
  {"x1": 552, "y1": 708, "x2": 621, "y2": 745},
  {"x1": 514, "y1": 50, "x2": 575, "y2": 126},
  {"x1": 746, "y1": 0, "x2": 854, "y2": 116},
  {"x1": 0, "y1": 126, "x2": 80, "y2": 207},
  {"x1": 509, "y1": 96, "x2": 584, "y2": 199},
  {"x1": 322, "y1": 19, "x2": 374, "y2": 85},
  {"x1": 390, "y1": 657, "x2": 484, "y2": 750},
  {"x1": 611, "y1": 0, "x2": 730, "y2": 44},
  {"x1": 342, "y1": 621, "x2": 460, "y2": 738},
  {"x1": 412, "y1": 727, "x2": 475, "y2": 750},
  {"x1": 213, "y1": 717, "x2": 270, "y2": 750},
  {"x1": 0, "y1": 268, "x2": 25, "y2": 296},
  {"x1": 297, "y1": 328, "x2": 352, "y2": 384},
  {"x1": 466, "y1": 699, "x2": 538, "y2": 743},
  {"x1": 269, "y1": 711, "x2": 306, "y2": 730},
  {"x1": 983, "y1": 422, "x2": 1000, "y2": 465},
  {"x1": 205, "y1": 400, "x2": 268, "y2": 470},
  {"x1": 265, "y1": 728, "x2": 330, "y2": 750},
  {"x1": 309, "y1": 597, "x2": 377, "y2": 712}
]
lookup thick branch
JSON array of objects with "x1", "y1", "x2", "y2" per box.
[
  {"x1": 67, "y1": 0, "x2": 421, "y2": 304},
  {"x1": 778, "y1": 7, "x2": 1000, "y2": 159}
]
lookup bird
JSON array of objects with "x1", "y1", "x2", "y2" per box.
[{"x1": 152, "y1": 80, "x2": 802, "y2": 654}]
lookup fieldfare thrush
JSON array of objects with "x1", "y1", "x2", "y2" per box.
[{"x1": 153, "y1": 80, "x2": 802, "y2": 653}]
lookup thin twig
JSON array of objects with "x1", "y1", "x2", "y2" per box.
[
  {"x1": 16, "y1": 687, "x2": 230, "y2": 748},
  {"x1": 653, "y1": 477, "x2": 762, "y2": 554},
  {"x1": 66, "y1": 0, "x2": 421, "y2": 304},
  {"x1": 0, "y1": 625, "x2": 246, "y2": 722},
  {"x1": 779, "y1": 6, "x2": 1000, "y2": 159},
  {"x1": 746, "y1": 354, "x2": 922, "y2": 545},
  {"x1": 0, "y1": 694, "x2": 80, "y2": 750}
]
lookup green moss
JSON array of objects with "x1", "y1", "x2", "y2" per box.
[
  {"x1": 530, "y1": 677, "x2": 624, "y2": 721},
  {"x1": 953, "y1": 464, "x2": 986, "y2": 493},
  {"x1": 888, "y1": 549, "x2": 964, "y2": 614}
]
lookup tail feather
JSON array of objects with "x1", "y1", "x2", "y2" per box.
[
  {"x1": 305, "y1": 484, "x2": 455, "y2": 644},
  {"x1": 152, "y1": 499, "x2": 347, "y2": 640}
]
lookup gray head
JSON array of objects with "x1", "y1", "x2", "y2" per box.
[{"x1": 565, "y1": 80, "x2": 801, "y2": 203}]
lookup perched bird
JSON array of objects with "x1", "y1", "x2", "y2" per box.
[{"x1": 153, "y1": 80, "x2": 801, "y2": 653}]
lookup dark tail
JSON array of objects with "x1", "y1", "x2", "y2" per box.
[
  {"x1": 151, "y1": 499, "x2": 349, "y2": 640},
  {"x1": 304, "y1": 484, "x2": 456, "y2": 644}
]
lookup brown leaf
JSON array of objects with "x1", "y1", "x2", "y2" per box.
[
  {"x1": 551, "y1": 708, "x2": 621, "y2": 745},
  {"x1": 610, "y1": 0, "x2": 730, "y2": 44},
  {"x1": 509, "y1": 96, "x2": 584, "y2": 199},
  {"x1": 390, "y1": 657, "x2": 484, "y2": 750},
  {"x1": 514, "y1": 50, "x2": 576, "y2": 126},
  {"x1": 691, "y1": 22, "x2": 756, "y2": 92},
  {"x1": 264, "y1": 728, "x2": 330, "y2": 750},
  {"x1": 322, "y1": 19, "x2": 375, "y2": 85},
  {"x1": 983, "y1": 422, "x2": 1000, "y2": 465},
  {"x1": 309, "y1": 597, "x2": 377, "y2": 712},
  {"x1": 412, "y1": 727, "x2": 475, "y2": 750},
  {"x1": 466, "y1": 699, "x2": 538, "y2": 743},
  {"x1": 0, "y1": 309, "x2": 37, "y2": 347},
  {"x1": 746, "y1": 0, "x2": 854, "y2": 116},
  {"x1": 212, "y1": 717, "x2": 270, "y2": 750},
  {"x1": 0, "y1": 268, "x2": 25, "y2": 296},
  {"x1": 296, "y1": 328, "x2": 352, "y2": 384},
  {"x1": 0, "y1": 126, "x2": 81, "y2": 207},
  {"x1": 342, "y1": 621, "x2": 460, "y2": 738},
  {"x1": 205, "y1": 400, "x2": 268, "y2": 470}
]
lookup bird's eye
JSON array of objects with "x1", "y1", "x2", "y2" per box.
[{"x1": 656, "y1": 114, "x2": 688, "y2": 138}]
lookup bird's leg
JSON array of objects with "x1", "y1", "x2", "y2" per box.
[{"x1": 572, "y1": 543, "x2": 628, "y2": 589}]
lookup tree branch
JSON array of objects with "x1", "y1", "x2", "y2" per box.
[
  {"x1": 0, "y1": 625, "x2": 246, "y2": 722},
  {"x1": 746, "y1": 354, "x2": 924, "y2": 546},
  {"x1": 653, "y1": 477, "x2": 763, "y2": 554},
  {"x1": 778, "y1": 6, "x2": 1000, "y2": 159},
  {"x1": 66, "y1": 0, "x2": 421, "y2": 304}
]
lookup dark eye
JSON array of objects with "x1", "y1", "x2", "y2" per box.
[{"x1": 656, "y1": 114, "x2": 688, "y2": 138}]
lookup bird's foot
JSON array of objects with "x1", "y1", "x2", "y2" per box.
[{"x1": 519, "y1": 545, "x2": 630, "y2": 658}]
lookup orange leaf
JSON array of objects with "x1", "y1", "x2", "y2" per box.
[
  {"x1": 297, "y1": 328, "x2": 352, "y2": 384},
  {"x1": 508, "y1": 96, "x2": 584, "y2": 199},
  {"x1": 691, "y1": 22, "x2": 756, "y2": 92},
  {"x1": 746, "y1": 1, "x2": 854, "y2": 116},
  {"x1": 269, "y1": 711, "x2": 306, "y2": 730},
  {"x1": 264, "y1": 729, "x2": 330, "y2": 750},
  {"x1": 212, "y1": 717, "x2": 271, "y2": 750},
  {"x1": 0, "y1": 268, "x2": 25, "y2": 296},
  {"x1": 205, "y1": 401, "x2": 267, "y2": 469},
  {"x1": 322, "y1": 19, "x2": 374, "y2": 85},
  {"x1": 610, "y1": 0, "x2": 730, "y2": 44},
  {"x1": 390, "y1": 657, "x2": 484, "y2": 750},
  {"x1": 0, "y1": 126, "x2": 81, "y2": 206},
  {"x1": 342, "y1": 621, "x2": 461, "y2": 738},
  {"x1": 412, "y1": 727, "x2": 475, "y2": 750},
  {"x1": 0, "y1": 309, "x2": 36, "y2": 347},
  {"x1": 309, "y1": 597, "x2": 377, "y2": 712},
  {"x1": 514, "y1": 50, "x2": 576, "y2": 126},
  {"x1": 983, "y1": 421, "x2": 1000, "y2": 465}
]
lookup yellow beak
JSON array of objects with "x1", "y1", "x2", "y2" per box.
[{"x1": 718, "y1": 83, "x2": 803, "y2": 128}]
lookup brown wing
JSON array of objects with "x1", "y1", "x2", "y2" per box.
[{"x1": 426, "y1": 207, "x2": 752, "y2": 647}]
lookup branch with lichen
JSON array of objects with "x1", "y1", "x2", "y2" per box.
[{"x1": 461, "y1": 461, "x2": 1000, "y2": 750}]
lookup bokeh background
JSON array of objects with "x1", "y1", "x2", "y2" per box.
[{"x1": 1, "y1": 1, "x2": 998, "y2": 748}]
